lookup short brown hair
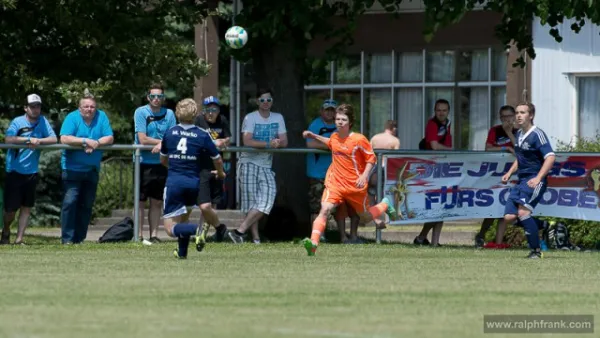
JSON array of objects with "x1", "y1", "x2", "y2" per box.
[
  {"x1": 516, "y1": 102, "x2": 536, "y2": 121},
  {"x1": 149, "y1": 82, "x2": 164, "y2": 93},
  {"x1": 336, "y1": 103, "x2": 355, "y2": 127},
  {"x1": 384, "y1": 120, "x2": 397, "y2": 131}
]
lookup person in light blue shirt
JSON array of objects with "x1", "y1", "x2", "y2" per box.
[
  {"x1": 1, "y1": 94, "x2": 57, "y2": 245},
  {"x1": 133, "y1": 83, "x2": 176, "y2": 243},
  {"x1": 59, "y1": 95, "x2": 114, "y2": 244},
  {"x1": 306, "y1": 99, "x2": 337, "y2": 219}
]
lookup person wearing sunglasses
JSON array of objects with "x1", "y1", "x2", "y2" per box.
[
  {"x1": 193, "y1": 96, "x2": 231, "y2": 242},
  {"x1": 133, "y1": 83, "x2": 176, "y2": 244},
  {"x1": 228, "y1": 88, "x2": 288, "y2": 244}
]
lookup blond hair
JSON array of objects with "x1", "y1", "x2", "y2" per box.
[{"x1": 176, "y1": 98, "x2": 198, "y2": 123}]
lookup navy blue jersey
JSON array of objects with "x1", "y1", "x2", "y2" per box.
[
  {"x1": 515, "y1": 126, "x2": 555, "y2": 178},
  {"x1": 160, "y1": 124, "x2": 220, "y2": 187}
]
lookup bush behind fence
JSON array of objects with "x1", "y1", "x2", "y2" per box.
[{"x1": 1, "y1": 133, "x2": 600, "y2": 248}]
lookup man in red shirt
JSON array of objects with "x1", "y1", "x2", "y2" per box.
[
  {"x1": 414, "y1": 99, "x2": 452, "y2": 246},
  {"x1": 475, "y1": 105, "x2": 517, "y2": 249}
]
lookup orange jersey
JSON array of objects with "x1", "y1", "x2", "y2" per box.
[{"x1": 325, "y1": 132, "x2": 376, "y2": 193}]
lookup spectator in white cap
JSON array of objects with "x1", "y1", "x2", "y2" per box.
[
  {"x1": 228, "y1": 88, "x2": 288, "y2": 244},
  {"x1": 1, "y1": 94, "x2": 57, "y2": 245}
]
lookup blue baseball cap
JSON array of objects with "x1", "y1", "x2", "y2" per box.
[
  {"x1": 322, "y1": 99, "x2": 337, "y2": 109},
  {"x1": 203, "y1": 96, "x2": 220, "y2": 106}
]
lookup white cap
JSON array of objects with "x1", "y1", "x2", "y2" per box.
[{"x1": 27, "y1": 94, "x2": 42, "y2": 104}]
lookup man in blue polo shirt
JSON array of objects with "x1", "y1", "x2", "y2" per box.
[
  {"x1": 306, "y1": 99, "x2": 337, "y2": 229},
  {"x1": 59, "y1": 95, "x2": 114, "y2": 244},
  {"x1": 1, "y1": 94, "x2": 57, "y2": 245},
  {"x1": 134, "y1": 83, "x2": 176, "y2": 243}
]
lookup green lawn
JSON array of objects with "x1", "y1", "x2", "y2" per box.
[{"x1": 0, "y1": 237, "x2": 599, "y2": 338}]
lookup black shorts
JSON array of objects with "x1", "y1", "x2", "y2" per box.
[
  {"x1": 198, "y1": 170, "x2": 224, "y2": 206},
  {"x1": 4, "y1": 172, "x2": 38, "y2": 212},
  {"x1": 139, "y1": 164, "x2": 168, "y2": 201},
  {"x1": 368, "y1": 164, "x2": 380, "y2": 196}
]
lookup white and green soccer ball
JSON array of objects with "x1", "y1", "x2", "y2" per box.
[{"x1": 225, "y1": 26, "x2": 248, "y2": 49}]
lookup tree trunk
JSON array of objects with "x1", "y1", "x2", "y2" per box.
[{"x1": 250, "y1": 40, "x2": 311, "y2": 240}]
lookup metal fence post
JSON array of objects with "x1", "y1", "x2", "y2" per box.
[
  {"x1": 119, "y1": 160, "x2": 123, "y2": 209},
  {"x1": 376, "y1": 152, "x2": 383, "y2": 244},
  {"x1": 133, "y1": 148, "x2": 141, "y2": 242}
]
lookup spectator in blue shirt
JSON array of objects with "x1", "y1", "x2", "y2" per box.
[
  {"x1": 59, "y1": 95, "x2": 114, "y2": 244},
  {"x1": 133, "y1": 83, "x2": 176, "y2": 243},
  {"x1": 1, "y1": 94, "x2": 57, "y2": 245}
]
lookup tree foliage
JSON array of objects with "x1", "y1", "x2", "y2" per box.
[
  {"x1": 0, "y1": 0, "x2": 215, "y2": 227},
  {"x1": 0, "y1": 0, "x2": 212, "y2": 143},
  {"x1": 421, "y1": 0, "x2": 600, "y2": 66}
]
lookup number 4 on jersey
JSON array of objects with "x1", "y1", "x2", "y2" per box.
[{"x1": 177, "y1": 137, "x2": 188, "y2": 154}]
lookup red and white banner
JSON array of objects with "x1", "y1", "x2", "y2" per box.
[{"x1": 383, "y1": 153, "x2": 600, "y2": 224}]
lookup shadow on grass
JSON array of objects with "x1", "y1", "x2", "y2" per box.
[
  {"x1": 0, "y1": 233, "x2": 62, "y2": 246},
  {"x1": 286, "y1": 229, "x2": 542, "y2": 252},
  {"x1": 0, "y1": 231, "x2": 175, "y2": 247}
]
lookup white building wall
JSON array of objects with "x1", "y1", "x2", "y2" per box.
[{"x1": 532, "y1": 17, "x2": 600, "y2": 147}]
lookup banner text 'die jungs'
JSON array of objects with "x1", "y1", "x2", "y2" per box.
[{"x1": 383, "y1": 153, "x2": 600, "y2": 224}]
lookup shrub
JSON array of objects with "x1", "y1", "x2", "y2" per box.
[
  {"x1": 0, "y1": 117, "x2": 10, "y2": 184},
  {"x1": 30, "y1": 150, "x2": 63, "y2": 227},
  {"x1": 549, "y1": 134, "x2": 600, "y2": 248},
  {"x1": 92, "y1": 158, "x2": 134, "y2": 221}
]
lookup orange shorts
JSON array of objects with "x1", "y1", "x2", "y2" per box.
[{"x1": 322, "y1": 187, "x2": 370, "y2": 215}]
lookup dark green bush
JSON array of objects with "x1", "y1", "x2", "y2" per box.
[
  {"x1": 482, "y1": 219, "x2": 527, "y2": 247},
  {"x1": 92, "y1": 158, "x2": 134, "y2": 221},
  {"x1": 30, "y1": 150, "x2": 63, "y2": 227},
  {"x1": 550, "y1": 134, "x2": 600, "y2": 248},
  {"x1": 0, "y1": 117, "x2": 10, "y2": 184}
]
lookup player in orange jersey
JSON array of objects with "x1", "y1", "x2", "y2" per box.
[{"x1": 301, "y1": 103, "x2": 396, "y2": 256}]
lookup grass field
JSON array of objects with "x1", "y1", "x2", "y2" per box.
[{"x1": 1, "y1": 235, "x2": 599, "y2": 338}]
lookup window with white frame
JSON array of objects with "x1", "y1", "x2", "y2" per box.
[
  {"x1": 578, "y1": 76, "x2": 600, "y2": 139},
  {"x1": 304, "y1": 49, "x2": 508, "y2": 149}
]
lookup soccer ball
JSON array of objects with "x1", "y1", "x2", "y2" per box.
[{"x1": 225, "y1": 26, "x2": 248, "y2": 49}]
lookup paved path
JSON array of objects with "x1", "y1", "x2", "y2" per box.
[{"x1": 31, "y1": 225, "x2": 479, "y2": 246}]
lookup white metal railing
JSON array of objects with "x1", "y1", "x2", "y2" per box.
[{"x1": 0, "y1": 143, "x2": 524, "y2": 243}]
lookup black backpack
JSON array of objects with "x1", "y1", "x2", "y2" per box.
[
  {"x1": 549, "y1": 222, "x2": 572, "y2": 250},
  {"x1": 98, "y1": 217, "x2": 134, "y2": 243}
]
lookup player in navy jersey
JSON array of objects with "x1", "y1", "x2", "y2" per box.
[
  {"x1": 159, "y1": 98, "x2": 226, "y2": 259},
  {"x1": 501, "y1": 102, "x2": 555, "y2": 259}
]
